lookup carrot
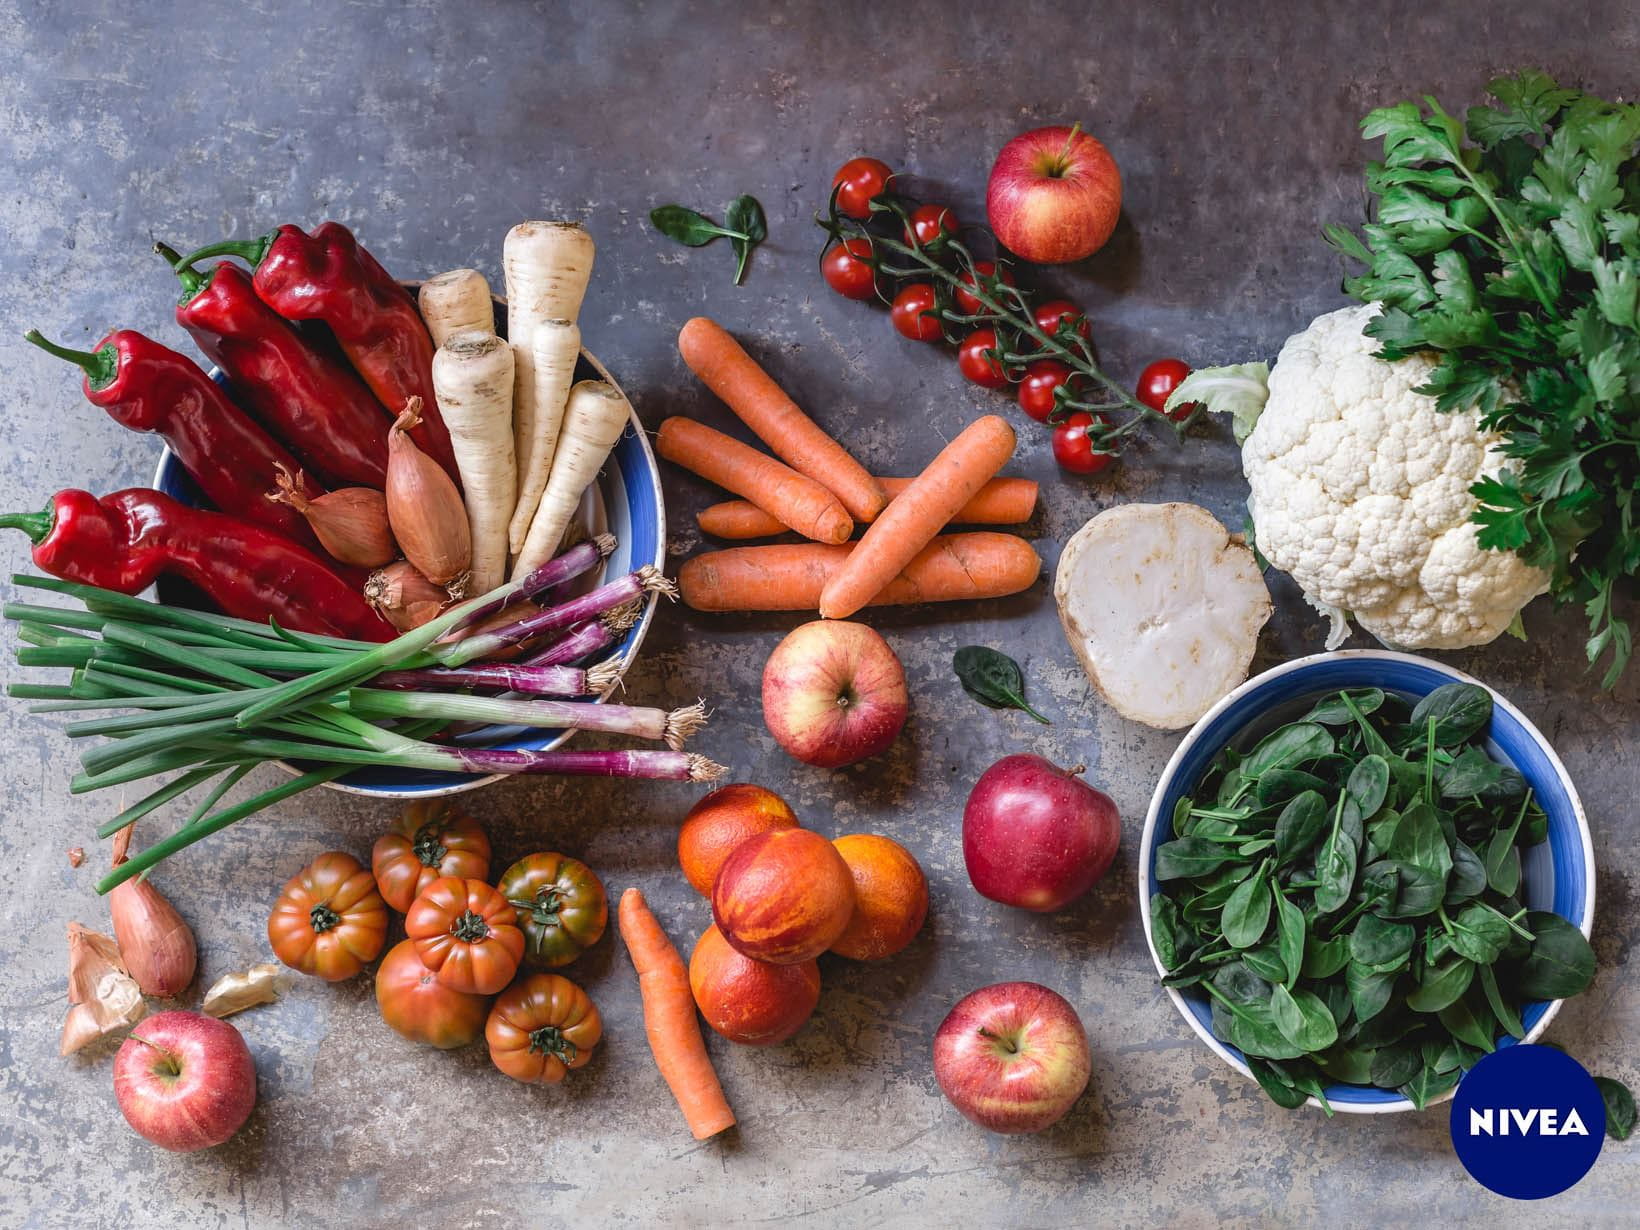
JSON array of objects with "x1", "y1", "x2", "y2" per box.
[
  {"x1": 418, "y1": 269, "x2": 495, "y2": 347},
  {"x1": 618, "y1": 887, "x2": 735, "y2": 1141},
  {"x1": 678, "y1": 318, "x2": 887, "y2": 522},
  {"x1": 697, "y1": 475, "x2": 1038, "y2": 538},
  {"x1": 678, "y1": 532, "x2": 1041, "y2": 612},
  {"x1": 818, "y1": 415, "x2": 1016, "y2": 619},
  {"x1": 512, "y1": 380, "x2": 631, "y2": 579},
  {"x1": 657, "y1": 417, "x2": 852, "y2": 545}
]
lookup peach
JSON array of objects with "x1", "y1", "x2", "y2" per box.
[
  {"x1": 690, "y1": 924, "x2": 820, "y2": 1046},
  {"x1": 678, "y1": 784, "x2": 799, "y2": 898},
  {"x1": 712, "y1": 828, "x2": 855, "y2": 964},
  {"x1": 829, "y1": 834, "x2": 929, "y2": 960}
]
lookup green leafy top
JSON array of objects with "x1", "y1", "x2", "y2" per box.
[{"x1": 1325, "y1": 71, "x2": 1640, "y2": 687}]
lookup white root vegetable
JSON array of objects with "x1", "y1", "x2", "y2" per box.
[
  {"x1": 504, "y1": 222, "x2": 596, "y2": 555},
  {"x1": 1054, "y1": 503, "x2": 1271, "y2": 730},
  {"x1": 418, "y1": 268, "x2": 495, "y2": 347},
  {"x1": 512, "y1": 379, "x2": 631, "y2": 580},
  {"x1": 508, "y1": 318, "x2": 581, "y2": 554},
  {"x1": 432, "y1": 330, "x2": 516, "y2": 594}
]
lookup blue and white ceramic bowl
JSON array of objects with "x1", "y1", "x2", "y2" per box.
[
  {"x1": 1138, "y1": 650, "x2": 1594, "y2": 1115},
  {"x1": 155, "y1": 336, "x2": 665, "y2": 800}
]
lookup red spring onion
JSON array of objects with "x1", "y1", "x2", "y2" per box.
[
  {"x1": 369, "y1": 658, "x2": 623, "y2": 697},
  {"x1": 517, "y1": 602, "x2": 643, "y2": 669},
  {"x1": 441, "y1": 566, "x2": 674, "y2": 668},
  {"x1": 345, "y1": 692, "x2": 706, "y2": 750}
]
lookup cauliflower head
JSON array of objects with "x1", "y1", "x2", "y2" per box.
[{"x1": 1241, "y1": 303, "x2": 1548, "y2": 651}]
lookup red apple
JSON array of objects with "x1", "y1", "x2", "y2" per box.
[
  {"x1": 933, "y1": 981, "x2": 1091, "y2": 1133},
  {"x1": 113, "y1": 1010, "x2": 256, "y2": 1152},
  {"x1": 986, "y1": 125, "x2": 1121, "y2": 264},
  {"x1": 761, "y1": 620, "x2": 908, "y2": 768},
  {"x1": 963, "y1": 754, "x2": 1120, "y2": 911}
]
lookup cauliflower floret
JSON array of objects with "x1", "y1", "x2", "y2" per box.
[{"x1": 1242, "y1": 303, "x2": 1548, "y2": 650}]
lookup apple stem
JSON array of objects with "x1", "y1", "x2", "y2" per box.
[
  {"x1": 1054, "y1": 121, "x2": 1084, "y2": 173},
  {"x1": 1068, "y1": 764, "x2": 1087, "y2": 778},
  {"x1": 976, "y1": 1026, "x2": 1019, "y2": 1055},
  {"x1": 129, "y1": 1032, "x2": 182, "y2": 1076}
]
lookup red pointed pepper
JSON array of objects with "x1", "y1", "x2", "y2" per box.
[
  {"x1": 0, "y1": 488, "x2": 393, "y2": 641},
  {"x1": 24, "y1": 327, "x2": 324, "y2": 552},
  {"x1": 176, "y1": 223, "x2": 460, "y2": 482},
  {"x1": 157, "y1": 244, "x2": 391, "y2": 490}
]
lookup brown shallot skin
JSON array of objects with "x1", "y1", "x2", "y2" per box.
[
  {"x1": 386, "y1": 398, "x2": 471, "y2": 586},
  {"x1": 268, "y1": 464, "x2": 395, "y2": 567},
  {"x1": 108, "y1": 825, "x2": 197, "y2": 998},
  {"x1": 366, "y1": 560, "x2": 452, "y2": 631}
]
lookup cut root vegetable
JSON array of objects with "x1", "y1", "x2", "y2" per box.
[
  {"x1": 508, "y1": 318, "x2": 581, "y2": 555},
  {"x1": 418, "y1": 268, "x2": 496, "y2": 347},
  {"x1": 696, "y1": 475, "x2": 1038, "y2": 539},
  {"x1": 677, "y1": 317, "x2": 887, "y2": 522},
  {"x1": 512, "y1": 380, "x2": 632, "y2": 580},
  {"x1": 657, "y1": 416, "x2": 852, "y2": 544},
  {"x1": 432, "y1": 330, "x2": 516, "y2": 594},
  {"x1": 818, "y1": 414, "x2": 1015, "y2": 619},
  {"x1": 678, "y1": 532, "x2": 1040, "y2": 612},
  {"x1": 1054, "y1": 502, "x2": 1271, "y2": 730}
]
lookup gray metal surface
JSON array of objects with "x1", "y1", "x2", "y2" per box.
[{"x1": 0, "y1": 1, "x2": 1634, "y2": 1225}]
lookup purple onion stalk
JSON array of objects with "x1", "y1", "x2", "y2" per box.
[
  {"x1": 441, "y1": 747, "x2": 725, "y2": 780},
  {"x1": 347, "y1": 691, "x2": 707, "y2": 751},
  {"x1": 447, "y1": 534, "x2": 616, "y2": 631},
  {"x1": 369, "y1": 658, "x2": 623, "y2": 697},
  {"x1": 518, "y1": 601, "x2": 644, "y2": 669},
  {"x1": 439, "y1": 567, "x2": 674, "y2": 669}
]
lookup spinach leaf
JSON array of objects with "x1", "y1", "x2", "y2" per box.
[
  {"x1": 1350, "y1": 915, "x2": 1415, "y2": 968},
  {"x1": 724, "y1": 194, "x2": 767, "y2": 285},
  {"x1": 1274, "y1": 791, "x2": 1328, "y2": 865},
  {"x1": 1407, "y1": 955, "x2": 1475, "y2": 1012},
  {"x1": 1256, "y1": 769, "x2": 1328, "y2": 807},
  {"x1": 1208, "y1": 988, "x2": 1307, "y2": 1060},
  {"x1": 1409, "y1": 682, "x2": 1492, "y2": 745},
  {"x1": 1399, "y1": 1064, "x2": 1462, "y2": 1111},
  {"x1": 1345, "y1": 754, "x2": 1391, "y2": 817},
  {"x1": 1270, "y1": 983, "x2": 1338, "y2": 1051},
  {"x1": 1240, "y1": 942, "x2": 1290, "y2": 984},
  {"x1": 1303, "y1": 688, "x2": 1384, "y2": 726},
  {"x1": 952, "y1": 646, "x2": 1049, "y2": 723},
  {"x1": 1221, "y1": 866, "x2": 1272, "y2": 948},
  {"x1": 1513, "y1": 911, "x2": 1596, "y2": 999},
  {"x1": 1445, "y1": 839, "x2": 1488, "y2": 903},
  {"x1": 1478, "y1": 961, "x2": 1524, "y2": 1040},
  {"x1": 1346, "y1": 962, "x2": 1398, "y2": 1023},
  {"x1": 1438, "y1": 745, "x2": 1525, "y2": 801},
  {"x1": 1149, "y1": 894, "x2": 1184, "y2": 970},
  {"x1": 1247, "y1": 1057, "x2": 1309, "y2": 1109},
  {"x1": 1390, "y1": 802, "x2": 1452, "y2": 879},
  {"x1": 1314, "y1": 796, "x2": 1361, "y2": 914},
  {"x1": 1316, "y1": 1044, "x2": 1377, "y2": 1085},
  {"x1": 1370, "y1": 1041, "x2": 1423, "y2": 1089},
  {"x1": 1302, "y1": 933, "x2": 1351, "y2": 980},
  {"x1": 1438, "y1": 990, "x2": 1498, "y2": 1052},
  {"x1": 1444, "y1": 902, "x2": 1511, "y2": 965},
  {"x1": 1273, "y1": 885, "x2": 1306, "y2": 987},
  {"x1": 1594, "y1": 1076, "x2": 1637, "y2": 1141},
  {"x1": 1241, "y1": 722, "x2": 1334, "y2": 779},
  {"x1": 1154, "y1": 837, "x2": 1237, "y2": 881}
]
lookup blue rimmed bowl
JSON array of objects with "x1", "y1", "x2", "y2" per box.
[
  {"x1": 155, "y1": 295, "x2": 665, "y2": 799},
  {"x1": 1138, "y1": 650, "x2": 1594, "y2": 1115}
]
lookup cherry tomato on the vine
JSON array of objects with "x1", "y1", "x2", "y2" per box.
[
  {"x1": 832, "y1": 157, "x2": 894, "y2": 220},
  {"x1": 1017, "y1": 359, "x2": 1078, "y2": 423},
  {"x1": 904, "y1": 204, "x2": 958, "y2": 248},
  {"x1": 1033, "y1": 299, "x2": 1093, "y2": 343},
  {"x1": 822, "y1": 238, "x2": 879, "y2": 301},
  {"x1": 1052, "y1": 411, "x2": 1115, "y2": 475},
  {"x1": 953, "y1": 261, "x2": 1015, "y2": 316},
  {"x1": 1136, "y1": 358, "x2": 1197, "y2": 420},
  {"x1": 956, "y1": 328, "x2": 1011, "y2": 389},
  {"x1": 890, "y1": 283, "x2": 944, "y2": 342}
]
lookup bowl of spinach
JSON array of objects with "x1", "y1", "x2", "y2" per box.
[{"x1": 1141, "y1": 650, "x2": 1595, "y2": 1115}]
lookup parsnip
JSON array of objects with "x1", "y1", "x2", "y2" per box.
[
  {"x1": 418, "y1": 268, "x2": 496, "y2": 347},
  {"x1": 507, "y1": 318, "x2": 580, "y2": 554},
  {"x1": 512, "y1": 379, "x2": 630, "y2": 580},
  {"x1": 504, "y1": 221, "x2": 595, "y2": 553},
  {"x1": 432, "y1": 330, "x2": 516, "y2": 594}
]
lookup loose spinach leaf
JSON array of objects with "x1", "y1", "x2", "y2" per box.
[
  {"x1": 651, "y1": 196, "x2": 767, "y2": 283},
  {"x1": 724, "y1": 194, "x2": 767, "y2": 285},
  {"x1": 1410, "y1": 683, "x2": 1493, "y2": 745},
  {"x1": 1513, "y1": 911, "x2": 1596, "y2": 998},
  {"x1": 952, "y1": 646, "x2": 1049, "y2": 723},
  {"x1": 1241, "y1": 942, "x2": 1290, "y2": 984},
  {"x1": 1594, "y1": 1076, "x2": 1637, "y2": 1141}
]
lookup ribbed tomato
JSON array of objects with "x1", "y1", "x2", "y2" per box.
[
  {"x1": 404, "y1": 876, "x2": 525, "y2": 995},
  {"x1": 371, "y1": 799, "x2": 491, "y2": 913},
  {"x1": 374, "y1": 939, "x2": 491, "y2": 1049},
  {"x1": 267, "y1": 851, "x2": 388, "y2": 981},
  {"x1": 497, "y1": 852, "x2": 608, "y2": 969},
  {"x1": 485, "y1": 973, "x2": 602, "y2": 1084}
]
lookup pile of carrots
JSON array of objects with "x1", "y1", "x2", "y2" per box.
[{"x1": 660, "y1": 318, "x2": 1042, "y2": 615}]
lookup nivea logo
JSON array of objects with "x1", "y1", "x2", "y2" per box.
[
  {"x1": 1450, "y1": 1045, "x2": 1606, "y2": 1200},
  {"x1": 1468, "y1": 1107, "x2": 1590, "y2": 1137}
]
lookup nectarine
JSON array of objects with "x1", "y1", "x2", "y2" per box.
[
  {"x1": 678, "y1": 784, "x2": 799, "y2": 898},
  {"x1": 690, "y1": 924, "x2": 820, "y2": 1046},
  {"x1": 712, "y1": 828, "x2": 855, "y2": 964}
]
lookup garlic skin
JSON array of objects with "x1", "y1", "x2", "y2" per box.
[
  {"x1": 366, "y1": 560, "x2": 453, "y2": 631},
  {"x1": 61, "y1": 923, "x2": 145, "y2": 1056},
  {"x1": 386, "y1": 397, "x2": 472, "y2": 585},
  {"x1": 109, "y1": 825, "x2": 198, "y2": 998},
  {"x1": 203, "y1": 964, "x2": 284, "y2": 1018},
  {"x1": 268, "y1": 464, "x2": 396, "y2": 567}
]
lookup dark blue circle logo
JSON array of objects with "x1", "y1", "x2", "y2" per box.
[{"x1": 1450, "y1": 1044, "x2": 1605, "y2": 1200}]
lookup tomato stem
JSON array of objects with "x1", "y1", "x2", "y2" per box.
[
  {"x1": 451, "y1": 909, "x2": 491, "y2": 943},
  {"x1": 528, "y1": 1024, "x2": 577, "y2": 1063},
  {"x1": 309, "y1": 902, "x2": 341, "y2": 934}
]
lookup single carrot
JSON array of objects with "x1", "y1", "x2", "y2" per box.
[
  {"x1": 818, "y1": 415, "x2": 1016, "y2": 619},
  {"x1": 678, "y1": 532, "x2": 1041, "y2": 612},
  {"x1": 678, "y1": 318, "x2": 887, "y2": 522},
  {"x1": 696, "y1": 475, "x2": 1038, "y2": 539},
  {"x1": 618, "y1": 887, "x2": 736, "y2": 1141},
  {"x1": 657, "y1": 417, "x2": 852, "y2": 545}
]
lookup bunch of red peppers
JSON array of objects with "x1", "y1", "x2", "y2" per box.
[{"x1": 12, "y1": 222, "x2": 460, "y2": 641}]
